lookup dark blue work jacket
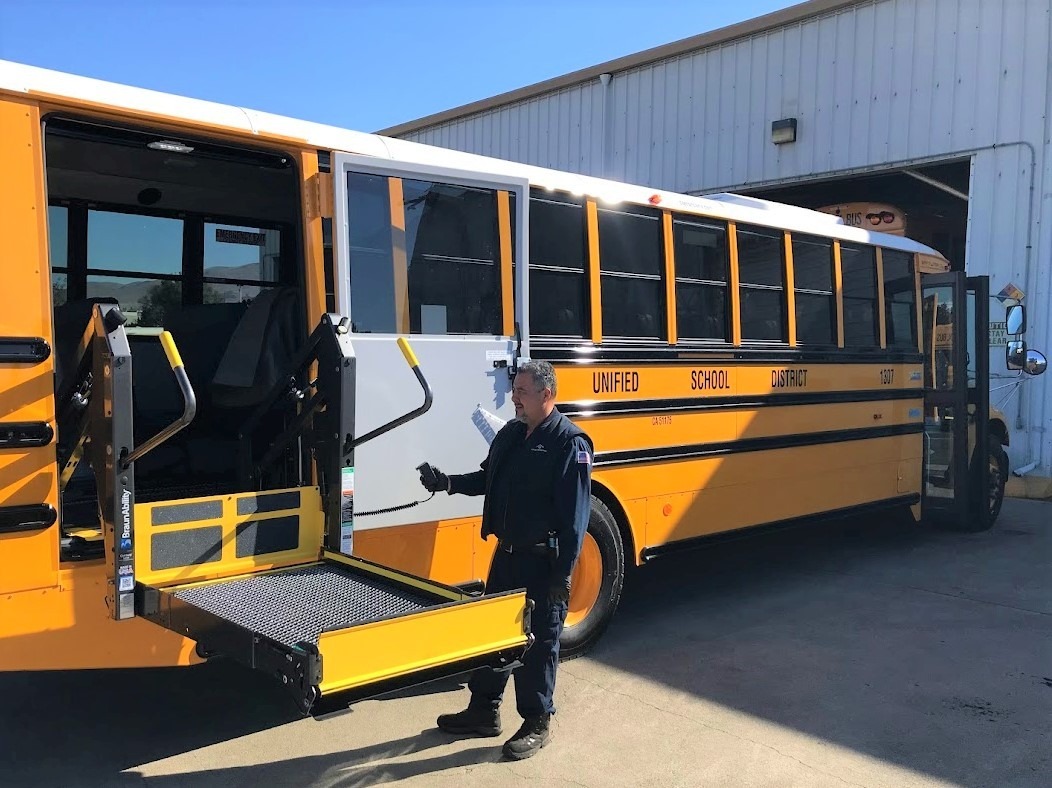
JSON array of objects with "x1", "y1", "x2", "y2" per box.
[{"x1": 449, "y1": 409, "x2": 593, "y2": 580}]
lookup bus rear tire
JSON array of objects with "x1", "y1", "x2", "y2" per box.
[{"x1": 560, "y1": 495, "x2": 624, "y2": 660}]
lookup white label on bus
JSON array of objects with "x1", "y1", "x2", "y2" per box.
[
  {"x1": 340, "y1": 466, "x2": 354, "y2": 554},
  {"x1": 472, "y1": 404, "x2": 507, "y2": 446}
]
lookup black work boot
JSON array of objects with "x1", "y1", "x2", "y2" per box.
[
  {"x1": 501, "y1": 714, "x2": 551, "y2": 760},
  {"x1": 436, "y1": 706, "x2": 502, "y2": 737}
]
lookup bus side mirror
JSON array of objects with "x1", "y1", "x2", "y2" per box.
[
  {"x1": 1007, "y1": 343, "x2": 1047, "y2": 375},
  {"x1": 1024, "y1": 349, "x2": 1047, "y2": 376},
  {"x1": 1006, "y1": 340, "x2": 1027, "y2": 370},
  {"x1": 1006, "y1": 304, "x2": 1026, "y2": 335}
]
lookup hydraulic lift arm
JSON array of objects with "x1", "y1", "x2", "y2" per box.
[
  {"x1": 238, "y1": 315, "x2": 432, "y2": 552},
  {"x1": 87, "y1": 305, "x2": 197, "y2": 619}
]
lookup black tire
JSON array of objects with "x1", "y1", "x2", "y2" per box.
[
  {"x1": 560, "y1": 495, "x2": 625, "y2": 660},
  {"x1": 957, "y1": 436, "x2": 1007, "y2": 532},
  {"x1": 986, "y1": 437, "x2": 1008, "y2": 525}
]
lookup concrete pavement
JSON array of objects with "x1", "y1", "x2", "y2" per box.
[{"x1": 2, "y1": 499, "x2": 1049, "y2": 787}]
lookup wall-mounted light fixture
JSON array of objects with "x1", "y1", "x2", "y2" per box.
[{"x1": 771, "y1": 118, "x2": 797, "y2": 144}]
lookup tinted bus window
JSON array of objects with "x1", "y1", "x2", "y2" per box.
[
  {"x1": 841, "y1": 243, "x2": 879, "y2": 347},
  {"x1": 673, "y1": 217, "x2": 728, "y2": 341},
  {"x1": 598, "y1": 206, "x2": 665, "y2": 340},
  {"x1": 792, "y1": 235, "x2": 836, "y2": 345},
  {"x1": 737, "y1": 225, "x2": 786, "y2": 342},
  {"x1": 529, "y1": 192, "x2": 588, "y2": 338},
  {"x1": 883, "y1": 249, "x2": 917, "y2": 350}
]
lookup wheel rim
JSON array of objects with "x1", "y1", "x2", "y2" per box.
[
  {"x1": 988, "y1": 454, "x2": 1003, "y2": 515},
  {"x1": 565, "y1": 531, "x2": 602, "y2": 629}
]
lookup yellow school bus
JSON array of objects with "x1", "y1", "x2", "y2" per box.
[{"x1": 0, "y1": 61, "x2": 1043, "y2": 703}]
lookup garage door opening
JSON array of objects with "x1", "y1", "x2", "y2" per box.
[{"x1": 739, "y1": 159, "x2": 970, "y2": 271}]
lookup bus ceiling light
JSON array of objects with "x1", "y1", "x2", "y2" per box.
[
  {"x1": 148, "y1": 139, "x2": 194, "y2": 154},
  {"x1": 771, "y1": 118, "x2": 797, "y2": 144},
  {"x1": 648, "y1": 194, "x2": 662, "y2": 205}
]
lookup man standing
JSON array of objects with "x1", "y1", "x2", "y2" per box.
[{"x1": 418, "y1": 360, "x2": 592, "y2": 760}]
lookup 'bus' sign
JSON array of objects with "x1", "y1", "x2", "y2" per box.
[{"x1": 818, "y1": 202, "x2": 905, "y2": 235}]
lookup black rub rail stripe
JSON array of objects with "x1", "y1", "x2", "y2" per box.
[
  {"x1": 558, "y1": 388, "x2": 922, "y2": 417},
  {"x1": 0, "y1": 503, "x2": 58, "y2": 534},
  {"x1": 532, "y1": 345, "x2": 924, "y2": 365},
  {"x1": 640, "y1": 494, "x2": 921, "y2": 561},
  {"x1": 0, "y1": 421, "x2": 54, "y2": 449},
  {"x1": 594, "y1": 423, "x2": 924, "y2": 467},
  {"x1": 0, "y1": 337, "x2": 52, "y2": 364}
]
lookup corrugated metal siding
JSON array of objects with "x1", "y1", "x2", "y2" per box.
[
  {"x1": 402, "y1": 0, "x2": 1049, "y2": 193},
  {"x1": 414, "y1": 82, "x2": 606, "y2": 176}
]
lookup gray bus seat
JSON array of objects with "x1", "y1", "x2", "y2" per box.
[{"x1": 210, "y1": 287, "x2": 302, "y2": 410}]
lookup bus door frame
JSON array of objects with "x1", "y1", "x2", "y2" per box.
[{"x1": 921, "y1": 272, "x2": 990, "y2": 528}]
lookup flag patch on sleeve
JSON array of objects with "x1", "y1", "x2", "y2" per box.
[{"x1": 577, "y1": 450, "x2": 591, "y2": 465}]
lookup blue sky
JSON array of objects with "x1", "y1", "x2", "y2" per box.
[{"x1": 1, "y1": 0, "x2": 796, "y2": 133}]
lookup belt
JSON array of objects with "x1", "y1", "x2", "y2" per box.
[{"x1": 497, "y1": 539, "x2": 548, "y2": 556}]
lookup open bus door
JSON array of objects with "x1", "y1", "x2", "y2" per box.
[
  {"x1": 921, "y1": 273, "x2": 990, "y2": 530},
  {"x1": 329, "y1": 152, "x2": 529, "y2": 562}
]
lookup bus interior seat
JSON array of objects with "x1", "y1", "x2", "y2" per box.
[{"x1": 210, "y1": 286, "x2": 303, "y2": 411}]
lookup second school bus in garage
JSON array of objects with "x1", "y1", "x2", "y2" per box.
[{"x1": 0, "y1": 60, "x2": 1044, "y2": 708}]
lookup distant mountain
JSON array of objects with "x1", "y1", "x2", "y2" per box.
[{"x1": 85, "y1": 264, "x2": 264, "y2": 309}]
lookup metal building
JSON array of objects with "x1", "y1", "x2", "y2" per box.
[{"x1": 382, "y1": 0, "x2": 1052, "y2": 496}]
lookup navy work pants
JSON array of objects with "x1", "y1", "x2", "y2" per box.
[{"x1": 468, "y1": 547, "x2": 568, "y2": 719}]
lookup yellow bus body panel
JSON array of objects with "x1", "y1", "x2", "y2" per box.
[
  {"x1": 0, "y1": 561, "x2": 200, "y2": 671},
  {"x1": 0, "y1": 96, "x2": 59, "y2": 596}
]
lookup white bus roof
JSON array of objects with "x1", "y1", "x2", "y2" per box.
[{"x1": 0, "y1": 58, "x2": 943, "y2": 258}]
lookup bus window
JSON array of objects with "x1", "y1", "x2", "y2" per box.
[
  {"x1": 346, "y1": 172, "x2": 398, "y2": 333},
  {"x1": 791, "y1": 234, "x2": 836, "y2": 346},
  {"x1": 882, "y1": 249, "x2": 917, "y2": 350},
  {"x1": 528, "y1": 192, "x2": 588, "y2": 338},
  {"x1": 597, "y1": 205, "x2": 665, "y2": 340},
  {"x1": 204, "y1": 223, "x2": 283, "y2": 304},
  {"x1": 737, "y1": 224, "x2": 786, "y2": 342},
  {"x1": 841, "y1": 243, "x2": 880, "y2": 348},
  {"x1": 345, "y1": 173, "x2": 503, "y2": 336},
  {"x1": 86, "y1": 210, "x2": 184, "y2": 328},
  {"x1": 48, "y1": 205, "x2": 69, "y2": 306},
  {"x1": 403, "y1": 178, "x2": 502, "y2": 335},
  {"x1": 672, "y1": 217, "x2": 728, "y2": 341}
]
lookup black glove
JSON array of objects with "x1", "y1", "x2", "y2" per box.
[
  {"x1": 417, "y1": 463, "x2": 449, "y2": 493},
  {"x1": 547, "y1": 576, "x2": 571, "y2": 606}
]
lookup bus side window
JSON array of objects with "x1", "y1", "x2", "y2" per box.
[
  {"x1": 841, "y1": 243, "x2": 880, "y2": 348},
  {"x1": 345, "y1": 173, "x2": 503, "y2": 336},
  {"x1": 791, "y1": 234, "x2": 836, "y2": 346},
  {"x1": 737, "y1": 224, "x2": 787, "y2": 342},
  {"x1": 48, "y1": 205, "x2": 70, "y2": 307},
  {"x1": 673, "y1": 217, "x2": 729, "y2": 341},
  {"x1": 528, "y1": 191, "x2": 588, "y2": 338},
  {"x1": 597, "y1": 205, "x2": 665, "y2": 340},
  {"x1": 85, "y1": 210, "x2": 184, "y2": 328},
  {"x1": 882, "y1": 248, "x2": 917, "y2": 350}
]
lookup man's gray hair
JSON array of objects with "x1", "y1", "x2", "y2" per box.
[{"x1": 517, "y1": 360, "x2": 557, "y2": 398}]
